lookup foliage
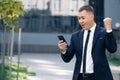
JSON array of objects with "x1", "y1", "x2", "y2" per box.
[
  {"x1": 108, "y1": 56, "x2": 120, "y2": 66},
  {"x1": 0, "y1": 62, "x2": 36, "y2": 80},
  {"x1": 0, "y1": 0, "x2": 25, "y2": 30}
]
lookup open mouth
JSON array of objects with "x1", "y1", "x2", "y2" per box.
[{"x1": 81, "y1": 24, "x2": 85, "y2": 27}]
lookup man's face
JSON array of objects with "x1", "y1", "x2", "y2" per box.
[{"x1": 77, "y1": 10, "x2": 94, "y2": 30}]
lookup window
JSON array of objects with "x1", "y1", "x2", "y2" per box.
[
  {"x1": 69, "y1": 0, "x2": 77, "y2": 12},
  {"x1": 71, "y1": 16, "x2": 77, "y2": 27},
  {"x1": 54, "y1": 16, "x2": 61, "y2": 28},
  {"x1": 54, "y1": 0, "x2": 61, "y2": 11}
]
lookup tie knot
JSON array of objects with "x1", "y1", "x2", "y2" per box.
[{"x1": 88, "y1": 30, "x2": 91, "y2": 33}]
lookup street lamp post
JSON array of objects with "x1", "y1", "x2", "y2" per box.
[
  {"x1": 9, "y1": 25, "x2": 14, "y2": 80},
  {"x1": 16, "y1": 28, "x2": 22, "y2": 80}
]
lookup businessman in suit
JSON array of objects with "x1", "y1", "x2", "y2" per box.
[{"x1": 58, "y1": 5, "x2": 117, "y2": 80}]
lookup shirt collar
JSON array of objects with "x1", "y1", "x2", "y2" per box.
[
  {"x1": 84, "y1": 23, "x2": 96, "y2": 33},
  {"x1": 89, "y1": 23, "x2": 96, "y2": 33}
]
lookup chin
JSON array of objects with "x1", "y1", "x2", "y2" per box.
[{"x1": 82, "y1": 28, "x2": 87, "y2": 30}]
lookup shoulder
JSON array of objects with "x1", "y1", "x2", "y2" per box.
[
  {"x1": 71, "y1": 30, "x2": 81, "y2": 39},
  {"x1": 72, "y1": 29, "x2": 82, "y2": 36},
  {"x1": 96, "y1": 25, "x2": 106, "y2": 33},
  {"x1": 70, "y1": 29, "x2": 83, "y2": 40}
]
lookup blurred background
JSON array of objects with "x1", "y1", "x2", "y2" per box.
[
  {"x1": 0, "y1": 0, "x2": 120, "y2": 80},
  {"x1": 1, "y1": 0, "x2": 119, "y2": 54}
]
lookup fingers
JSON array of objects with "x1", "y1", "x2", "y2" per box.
[
  {"x1": 103, "y1": 17, "x2": 112, "y2": 22},
  {"x1": 103, "y1": 17, "x2": 112, "y2": 30},
  {"x1": 58, "y1": 40, "x2": 64, "y2": 44},
  {"x1": 58, "y1": 40, "x2": 67, "y2": 52}
]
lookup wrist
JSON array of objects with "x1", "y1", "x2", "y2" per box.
[
  {"x1": 106, "y1": 29, "x2": 112, "y2": 33},
  {"x1": 106, "y1": 26, "x2": 112, "y2": 30},
  {"x1": 61, "y1": 48, "x2": 67, "y2": 52}
]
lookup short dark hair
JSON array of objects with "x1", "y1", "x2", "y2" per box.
[{"x1": 79, "y1": 5, "x2": 94, "y2": 13}]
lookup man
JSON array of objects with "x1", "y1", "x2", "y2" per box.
[{"x1": 58, "y1": 5, "x2": 117, "y2": 80}]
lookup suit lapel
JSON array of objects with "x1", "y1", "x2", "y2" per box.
[
  {"x1": 79, "y1": 29, "x2": 84, "y2": 55},
  {"x1": 92, "y1": 26, "x2": 100, "y2": 50}
]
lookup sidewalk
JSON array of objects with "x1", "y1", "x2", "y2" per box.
[
  {"x1": 110, "y1": 63, "x2": 120, "y2": 80},
  {"x1": 14, "y1": 53, "x2": 120, "y2": 80},
  {"x1": 17, "y1": 53, "x2": 75, "y2": 80}
]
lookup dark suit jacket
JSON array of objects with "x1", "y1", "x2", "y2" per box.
[{"x1": 61, "y1": 25, "x2": 117, "y2": 80}]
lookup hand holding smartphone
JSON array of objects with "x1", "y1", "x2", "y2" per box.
[
  {"x1": 57, "y1": 35, "x2": 68, "y2": 51},
  {"x1": 57, "y1": 35, "x2": 67, "y2": 43}
]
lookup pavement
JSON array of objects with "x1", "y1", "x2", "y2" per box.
[{"x1": 13, "y1": 53, "x2": 120, "y2": 80}]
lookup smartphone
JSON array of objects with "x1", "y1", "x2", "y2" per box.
[{"x1": 57, "y1": 35, "x2": 67, "y2": 43}]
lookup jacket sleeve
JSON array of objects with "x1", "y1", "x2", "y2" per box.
[
  {"x1": 105, "y1": 32, "x2": 117, "y2": 53},
  {"x1": 61, "y1": 34, "x2": 75, "y2": 62}
]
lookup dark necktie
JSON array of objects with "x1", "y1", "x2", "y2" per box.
[{"x1": 83, "y1": 30, "x2": 91, "y2": 74}]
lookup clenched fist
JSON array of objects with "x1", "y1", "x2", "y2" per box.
[{"x1": 103, "y1": 17, "x2": 112, "y2": 30}]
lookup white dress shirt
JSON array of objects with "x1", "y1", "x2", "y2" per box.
[
  {"x1": 80, "y1": 24, "x2": 96, "y2": 73},
  {"x1": 80, "y1": 24, "x2": 112, "y2": 73},
  {"x1": 61, "y1": 24, "x2": 112, "y2": 73}
]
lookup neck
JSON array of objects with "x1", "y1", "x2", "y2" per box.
[{"x1": 89, "y1": 21, "x2": 95, "y2": 29}]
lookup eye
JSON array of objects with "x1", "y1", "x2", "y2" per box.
[
  {"x1": 78, "y1": 17, "x2": 81, "y2": 20},
  {"x1": 81, "y1": 17, "x2": 85, "y2": 20}
]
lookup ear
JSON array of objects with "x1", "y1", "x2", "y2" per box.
[{"x1": 90, "y1": 13, "x2": 94, "y2": 20}]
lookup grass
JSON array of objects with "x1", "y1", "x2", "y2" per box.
[
  {"x1": 0, "y1": 62, "x2": 36, "y2": 80},
  {"x1": 108, "y1": 56, "x2": 120, "y2": 66}
]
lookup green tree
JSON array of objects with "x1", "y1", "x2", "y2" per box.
[
  {"x1": 0, "y1": 1, "x2": 25, "y2": 80},
  {"x1": 0, "y1": 0, "x2": 25, "y2": 30}
]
